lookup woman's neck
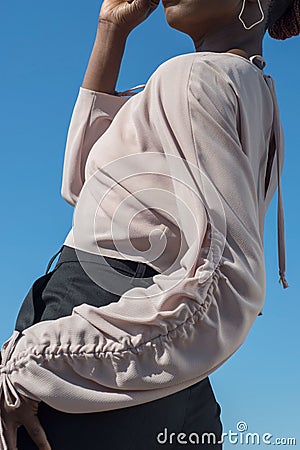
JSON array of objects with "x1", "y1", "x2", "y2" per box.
[{"x1": 224, "y1": 48, "x2": 251, "y2": 60}]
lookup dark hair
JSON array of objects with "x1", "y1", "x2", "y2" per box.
[{"x1": 265, "y1": 0, "x2": 300, "y2": 39}]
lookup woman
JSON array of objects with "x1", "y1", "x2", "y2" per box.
[{"x1": 0, "y1": 0, "x2": 297, "y2": 448}]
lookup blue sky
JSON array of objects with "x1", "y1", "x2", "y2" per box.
[{"x1": 1, "y1": 1, "x2": 299, "y2": 448}]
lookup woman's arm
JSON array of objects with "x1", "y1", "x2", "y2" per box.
[
  {"x1": 60, "y1": 0, "x2": 160, "y2": 207},
  {"x1": 81, "y1": 20, "x2": 129, "y2": 94},
  {"x1": 82, "y1": 0, "x2": 160, "y2": 93}
]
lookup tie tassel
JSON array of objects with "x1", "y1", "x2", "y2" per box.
[{"x1": 279, "y1": 273, "x2": 289, "y2": 289}]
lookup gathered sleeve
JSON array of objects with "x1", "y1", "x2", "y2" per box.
[
  {"x1": 61, "y1": 86, "x2": 143, "y2": 206},
  {"x1": 0, "y1": 55, "x2": 266, "y2": 449}
]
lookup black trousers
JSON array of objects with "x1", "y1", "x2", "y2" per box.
[{"x1": 14, "y1": 245, "x2": 223, "y2": 449}]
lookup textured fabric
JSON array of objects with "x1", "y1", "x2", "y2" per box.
[
  {"x1": 0, "y1": 51, "x2": 288, "y2": 450},
  {"x1": 14, "y1": 246, "x2": 222, "y2": 449}
]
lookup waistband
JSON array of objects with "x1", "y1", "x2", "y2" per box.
[{"x1": 46, "y1": 245, "x2": 160, "y2": 280}]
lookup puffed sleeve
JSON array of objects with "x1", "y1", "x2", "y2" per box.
[
  {"x1": 61, "y1": 86, "x2": 143, "y2": 206},
  {"x1": 0, "y1": 55, "x2": 265, "y2": 449}
]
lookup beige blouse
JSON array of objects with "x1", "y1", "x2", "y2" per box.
[{"x1": 0, "y1": 51, "x2": 288, "y2": 449}]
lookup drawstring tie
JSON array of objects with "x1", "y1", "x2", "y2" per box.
[
  {"x1": 0, "y1": 244, "x2": 70, "y2": 449},
  {"x1": 0, "y1": 330, "x2": 22, "y2": 450},
  {"x1": 264, "y1": 75, "x2": 289, "y2": 289},
  {"x1": 250, "y1": 55, "x2": 288, "y2": 289}
]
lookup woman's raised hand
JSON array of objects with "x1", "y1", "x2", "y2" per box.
[
  {"x1": 99, "y1": 0, "x2": 160, "y2": 34},
  {"x1": 82, "y1": 0, "x2": 159, "y2": 93}
]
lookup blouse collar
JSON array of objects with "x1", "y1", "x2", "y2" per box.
[{"x1": 249, "y1": 54, "x2": 267, "y2": 70}]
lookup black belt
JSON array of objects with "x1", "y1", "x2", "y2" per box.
[{"x1": 46, "y1": 245, "x2": 159, "y2": 279}]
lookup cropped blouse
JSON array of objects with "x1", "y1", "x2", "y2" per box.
[{"x1": 0, "y1": 50, "x2": 288, "y2": 450}]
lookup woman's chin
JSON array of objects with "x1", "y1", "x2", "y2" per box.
[{"x1": 163, "y1": 6, "x2": 183, "y2": 28}]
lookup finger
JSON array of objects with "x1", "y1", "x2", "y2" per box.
[
  {"x1": 19, "y1": 395, "x2": 39, "y2": 414},
  {"x1": 145, "y1": 0, "x2": 160, "y2": 17},
  {"x1": 22, "y1": 415, "x2": 51, "y2": 450},
  {"x1": 2, "y1": 419, "x2": 18, "y2": 450},
  {"x1": 150, "y1": 0, "x2": 160, "y2": 8}
]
